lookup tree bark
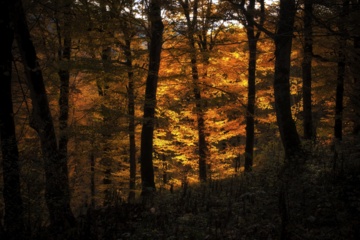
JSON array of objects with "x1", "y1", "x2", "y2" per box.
[
  {"x1": 273, "y1": 0, "x2": 301, "y2": 159},
  {"x1": 302, "y1": 0, "x2": 314, "y2": 140},
  {"x1": 140, "y1": 0, "x2": 164, "y2": 196},
  {"x1": 350, "y1": 1, "x2": 360, "y2": 135},
  {"x1": 56, "y1": 0, "x2": 73, "y2": 189},
  {"x1": 0, "y1": 2, "x2": 25, "y2": 238},
  {"x1": 10, "y1": 0, "x2": 76, "y2": 234},
  {"x1": 98, "y1": 2, "x2": 113, "y2": 202},
  {"x1": 239, "y1": 0, "x2": 264, "y2": 172},
  {"x1": 244, "y1": 34, "x2": 256, "y2": 172},
  {"x1": 180, "y1": 0, "x2": 208, "y2": 182},
  {"x1": 124, "y1": 39, "x2": 137, "y2": 203},
  {"x1": 334, "y1": 0, "x2": 349, "y2": 141}
]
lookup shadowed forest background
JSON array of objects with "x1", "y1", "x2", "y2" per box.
[{"x1": 1, "y1": 0, "x2": 360, "y2": 239}]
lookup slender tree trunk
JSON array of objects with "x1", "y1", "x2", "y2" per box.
[
  {"x1": 99, "y1": 2, "x2": 113, "y2": 199},
  {"x1": 273, "y1": 0, "x2": 301, "y2": 160},
  {"x1": 242, "y1": 0, "x2": 264, "y2": 172},
  {"x1": 10, "y1": 0, "x2": 76, "y2": 234},
  {"x1": 193, "y1": 71, "x2": 208, "y2": 182},
  {"x1": 302, "y1": 0, "x2": 314, "y2": 140},
  {"x1": 189, "y1": 41, "x2": 208, "y2": 181},
  {"x1": 181, "y1": 0, "x2": 208, "y2": 182},
  {"x1": 334, "y1": 0, "x2": 349, "y2": 141},
  {"x1": 351, "y1": 36, "x2": 360, "y2": 135},
  {"x1": 245, "y1": 35, "x2": 256, "y2": 172},
  {"x1": 124, "y1": 39, "x2": 137, "y2": 203},
  {"x1": 56, "y1": 0, "x2": 73, "y2": 185},
  {"x1": 100, "y1": 46, "x2": 112, "y2": 190},
  {"x1": 0, "y1": 2, "x2": 25, "y2": 238},
  {"x1": 90, "y1": 150, "x2": 96, "y2": 208},
  {"x1": 140, "y1": 0, "x2": 164, "y2": 196},
  {"x1": 335, "y1": 48, "x2": 346, "y2": 141},
  {"x1": 350, "y1": 2, "x2": 360, "y2": 135}
]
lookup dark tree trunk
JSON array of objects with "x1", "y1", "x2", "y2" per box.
[
  {"x1": 350, "y1": 2, "x2": 360, "y2": 135},
  {"x1": 334, "y1": 0, "x2": 349, "y2": 141},
  {"x1": 124, "y1": 39, "x2": 137, "y2": 203},
  {"x1": 90, "y1": 150, "x2": 96, "y2": 208},
  {"x1": 100, "y1": 46, "x2": 113, "y2": 197},
  {"x1": 302, "y1": 0, "x2": 314, "y2": 140},
  {"x1": 193, "y1": 74, "x2": 208, "y2": 182},
  {"x1": 245, "y1": 35, "x2": 256, "y2": 172},
  {"x1": 335, "y1": 49, "x2": 346, "y2": 141},
  {"x1": 240, "y1": 0, "x2": 264, "y2": 172},
  {"x1": 140, "y1": 0, "x2": 164, "y2": 196},
  {"x1": 273, "y1": 0, "x2": 301, "y2": 160},
  {"x1": 351, "y1": 37, "x2": 360, "y2": 135},
  {"x1": 98, "y1": 2, "x2": 113, "y2": 200},
  {"x1": 0, "y1": 2, "x2": 25, "y2": 238},
  {"x1": 10, "y1": 0, "x2": 76, "y2": 234},
  {"x1": 189, "y1": 41, "x2": 208, "y2": 182},
  {"x1": 56, "y1": 0, "x2": 73, "y2": 182},
  {"x1": 180, "y1": 0, "x2": 208, "y2": 182}
]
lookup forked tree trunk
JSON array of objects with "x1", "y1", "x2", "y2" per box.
[
  {"x1": 140, "y1": 0, "x2": 164, "y2": 196},
  {"x1": 0, "y1": 2, "x2": 25, "y2": 238},
  {"x1": 10, "y1": 0, "x2": 76, "y2": 234}
]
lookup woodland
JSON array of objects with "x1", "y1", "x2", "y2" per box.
[{"x1": 0, "y1": 0, "x2": 360, "y2": 239}]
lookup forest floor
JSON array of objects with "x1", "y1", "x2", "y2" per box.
[{"x1": 71, "y1": 143, "x2": 360, "y2": 240}]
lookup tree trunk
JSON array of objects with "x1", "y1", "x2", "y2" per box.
[
  {"x1": 100, "y1": 46, "x2": 113, "y2": 202},
  {"x1": 189, "y1": 41, "x2": 208, "y2": 182},
  {"x1": 124, "y1": 39, "x2": 137, "y2": 203},
  {"x1": 180, "y1": 0, "x2": 208, "y2": 182},
  {"x1": 334, "y1": 0, "x2": 349, "y2": 141},
  {"x1": 10, "y1": 0, "x2": 76, "y2": 234},
  {"x1": 194, "y1": 75, "x2": 208, "y2": 182},
  {"x1": 302, "y1": 0, "x2": 314, "y2": 140},
  {"x1": 244, "y1": 34, "x2": 256, "y2": 172},
  {"x1": 56, "y1": 0, "x2": 73, "y2": 185},
  {"x1": 242, "y1": 0, "x2": 264, "y2": 172},
  {"x1": 350, "y1": 2, "x2": 360, "y2": 135},
  {"x1": 351, "y1": 37, "x2": 360, "y2": 135},
  {"x1": 334, "y1": 48, "x2": 346, "y2": 141},
  {"x1": 0, "y1": 2, "x2": 25, "y2": 238},
  {"x1": 273, "y1": 0, "x2": 301, "y2": 160},
  {"x1": 140, "y1": 0, "x2": 164, "y2": 196}
]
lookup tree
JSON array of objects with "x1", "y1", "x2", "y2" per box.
[
  {"x1": 0, "y1": 1, "x2": 25, "y2": 238},
  {"x1": 349, "y1": 0, "x2": 360, "y2": 134},
  {"x1": 273, "y1": 0, "x2": 301, "y2": 159},
  {"x1": 334, "y1": 0, "x2": 349, "y2": 141},
  {"x1": 230, "y1": 0, "x2": 301, "y2": 159},
  {"x1": 111, "y1": 0, "x2": 138, "y2": 203},
  {"x1": 55, "y1": 0, "x2": 73, "y2": 191},
  {"x1": 9, "y1": 0, "x2": 76, "y2": 234},
  {"x1": 235, "y1": 0, "x2": 265, "y2": 171},
  {"x1": 178, "y1": 0, "x2": 211, "y2": 182},
  {"x1": 140, "y1": 0, "x2": 164, "y2": 196},
  {"x1": 302, "y1": 0, "x2": 314, "y2": 140}
]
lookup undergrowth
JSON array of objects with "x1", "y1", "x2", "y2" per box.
[{"x1": 30, "y1": 140, "x2": 360, "y2": 239}]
